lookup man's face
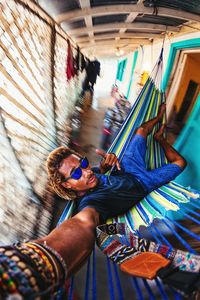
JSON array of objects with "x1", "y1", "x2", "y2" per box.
[{"x1": 59, "y1": 154, "x2": 98, "y2": 192}]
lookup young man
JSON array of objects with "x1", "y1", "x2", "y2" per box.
[
  {"x1": 0, "y1": 104, "x2": 187, "y2": 299},
  {"x1": 37, "y1": 103, "x2": 186, "y2": 275}
]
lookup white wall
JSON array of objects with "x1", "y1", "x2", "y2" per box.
[
  {"x1": 116, "y1": 52, "x2": 134, "y2": 97},
  {"x1": 94, "y1": 57, "x2": 118, "y2": 98},
  {"x1": 118, "y1": 31, "x2": 200, "y2": 105}
]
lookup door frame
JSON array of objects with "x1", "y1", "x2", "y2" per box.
[{"x1": 162, "y1": 38, "x2": 200, "y2": 91}]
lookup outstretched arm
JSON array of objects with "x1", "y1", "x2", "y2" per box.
[
  {"x1": 36, "y1": 207, "x2": 100, "y2": 278},
  {"x1": 0, "y1": 208, "x2": 100, "y2": 298}
]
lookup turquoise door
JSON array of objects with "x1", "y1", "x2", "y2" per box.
[{"x1": 174, "y1": 93, "x2": 200, "y2": 190}]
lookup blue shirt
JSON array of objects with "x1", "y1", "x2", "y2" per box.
[{"x1": 76, "y1": 168, "x2": 148, "y2": 222}]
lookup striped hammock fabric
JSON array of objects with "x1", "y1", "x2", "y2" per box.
[
  {"x1": 106, "y1": 61, "x2": 200, "y2": 250},
  {"x1": 58, "y1": 50, "x2": 200, "y2": 253},
  {"x1": 58, "y1": 48, "x2": 200, "y2": 300}
]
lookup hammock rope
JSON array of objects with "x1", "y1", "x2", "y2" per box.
[
  {"x1": 58, "y1": 47, "x2": 200, "y2": 299},
  {"x1": 92, "y1": 248, "x2": 97, "y2": 300}
]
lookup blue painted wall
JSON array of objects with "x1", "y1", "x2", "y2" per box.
[
  {"x1": 161, "y1": 38, "x2": 200, "y2": 190},
  {"x1": 174, "y1": 93, "x2": 200, "y2": 190}
]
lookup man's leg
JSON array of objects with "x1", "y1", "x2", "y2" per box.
[
  {"x1": 129, "y1": 124, "x2": 187, "y2": 193},
  {"x1": 121, "y1": 103, "x2": 166, "y2": 164},
  {"x1": 123, "y1": 107, "x2": 186, "y2": 191},
  {"x1": 36, "y1": 207, "x2": 100, "y2": 277},
  {"x1": 135, "y1": 102, "x2": 186, "y2": 169},
  {"x1": 137, "y1": 124, "x2": 187, "y2": 192},
  {"x1": 136, "y1": 103, "x2": 166, "y2": 138},
  {"x1": 121, "y1": 103, "x2": 166, "y2": 173},
  {"x1": 154, "y1": 125, "x2": 187, "y2": 169}
]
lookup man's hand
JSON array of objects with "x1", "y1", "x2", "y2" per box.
[{"x1": 96, "y1": 149, "x2": 121, "y2": 174}]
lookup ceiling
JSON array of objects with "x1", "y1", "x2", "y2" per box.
[{"x1": 37, "y1": 0, "x2": 200, "y2": 57}]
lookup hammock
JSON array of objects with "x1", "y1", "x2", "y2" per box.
[{"x1": 58, "y1": 48, "x2": 200, "y2": 299}]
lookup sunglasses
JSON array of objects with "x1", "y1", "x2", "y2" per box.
[{"x1": 63, "y1": 157, "x2": 89, "y2": 182}]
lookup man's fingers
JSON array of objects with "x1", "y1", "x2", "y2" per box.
[
  {"x1": 96, "y1": 148, "x2": 106, "y2": 158},
  {"x1": 105, "y1": 154, "x2": 115, "y2": 165},
  {"x1": 116, "y1": 160, "x2": 121, "y2": 170},
  {"x1": 104, "y1": 155, "x2": 111, "y2": 165},
  {"x1": 105, "y1": 154, "x2": 121, "y2": 170},
  {"x1": 98, "y1": 151, "x2": 121, "y2": 171},
  {"x1": 112, "y1": 157, "x2": 121, "y2": 170}
]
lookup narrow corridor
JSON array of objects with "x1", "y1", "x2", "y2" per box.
[{"x1": 78, "y1": 95, "x2": 115, "y2": 164}]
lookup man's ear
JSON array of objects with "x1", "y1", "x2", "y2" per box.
[{"x1": 61, "y1": 181, "x2": 71, "y2": 189}]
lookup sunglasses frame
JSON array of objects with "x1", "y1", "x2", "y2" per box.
[{"x1": 63, "y1": 157, "x2": 89, "y2": 182}]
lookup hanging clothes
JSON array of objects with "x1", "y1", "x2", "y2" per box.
[
  {"x1": 86, "y1": 60, "x2": 100, "y2": 86},
  {"x1": 80, "y1": 53, "x2": 86, "y2": 72},
  {"x1": 74, "y1": 46, "x2": 80, "y2": 75},
  {"x1": 66, "y1": 39, "x2": 75, "y2": 81},
  {"x1": 81, "y1": 60, "x2": 101, "y2": 94}
]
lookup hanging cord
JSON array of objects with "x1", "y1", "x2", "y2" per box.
[
  {"x1": 140, "y1": 45, "x2": 144, "y2": 73},
  {"x1": 160, "y1": 27, "x2": 168, "y2": 75},
  {"x1": 160, "y1": 28, "x2": 168, "y2": 132},
  {"x1": 152, "y1": 0, "x2": 158, "y2": 16},
  {"x1": 153, "y1": 28, "x2": 168, "y2": 90}
]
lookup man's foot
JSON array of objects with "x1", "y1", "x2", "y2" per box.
[
  {"x1": 154, "y1": 124, "x2": 166, "y2": 142},
  {"x1": 157, "y1": 103, "x2": 166, "y2": 121},
  {"x1": 136, "y1": 103, "x2": 166, "y2": 138}
]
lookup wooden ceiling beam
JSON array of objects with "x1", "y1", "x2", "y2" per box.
[
  {"x1": 67, "y1": 22, "x2": 179, "y2": 36},
  {"x1": 86, "y1": 48, "x2": 137, "y2": 53},
  {"x1": 75, "y1": 32, "x2": 163, "y2": 42},
  {"x1": 119, "y1": 12, "x2": 139, "y2": 35},
  {"x1": 55, "y1": 4, "x2": 200, "y2": 23},
  {"x1": 79, "y1": 0, "x2": 94, "y2": 40},
  {"x1": 80, "y1": 39, "x2": 151, "y2": 49},
  {"x1": 89, "y1": 47, "x2": 136, "y2": 52},
  {"x1": 83, "y1": 47, "x2": 137, "y2": 55},
  {"x1": 84, "y1": 48, "x2": 137, "y2": 57}
]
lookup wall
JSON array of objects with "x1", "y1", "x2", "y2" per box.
[
  {"x1": 117, "y1": 30, "x2": 200, "y2": 104},
  {"x1": 95, "y1": 57, "x2": 118, "y2": 99},
  {"x1": 0, "y1": 0, "x2": 84, "y2": 243},
  {"x1": 116, "y1": 30, "x2": 200, "y2": 191},
  {"x1": 116, "y1": 52, "x2": 134, "y2": 97},
  {"x1": 175, "y1": 93, "x2": 200, "y2": 190}
]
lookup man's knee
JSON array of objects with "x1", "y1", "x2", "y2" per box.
[
  {"x1": 175, "y1": 157, "x2": 187, "y2": 170},
  {"x1": 135, "y1": 126, "x2": 148, "y2": 138}
]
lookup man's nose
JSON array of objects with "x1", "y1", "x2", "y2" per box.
[{"x1": 83, "y1": 168, "x2": 92, "y2": 176}]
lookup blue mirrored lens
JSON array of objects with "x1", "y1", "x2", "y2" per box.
[
  {"x1": 71, "y1": 167, "x2": 82, "y2": 180},
  {"x1": 80, "y1": 157, "x2": 89, "y2": 169}
]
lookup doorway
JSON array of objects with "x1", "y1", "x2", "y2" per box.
[{"x1": 167, "y1": 51, "x2": 200, "y2": 142}]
